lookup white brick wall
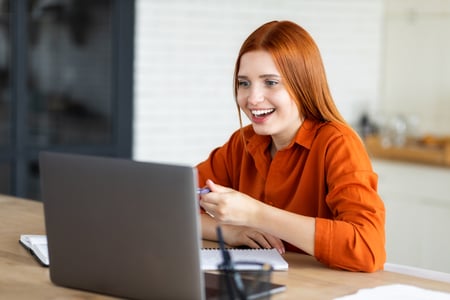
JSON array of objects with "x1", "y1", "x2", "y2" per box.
[{"x1": 133, "y1": 0, "x2": 384, "y2": 165}]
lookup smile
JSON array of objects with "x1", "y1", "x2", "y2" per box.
[{"x1": 251, "y1": 109, "x2": 275, "y2": 117}]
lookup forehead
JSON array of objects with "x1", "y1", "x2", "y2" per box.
[{"x1": 238, "y1": 50, "x2": 280, "y2": 76}]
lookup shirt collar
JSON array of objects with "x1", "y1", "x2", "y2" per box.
[
  {"x1": 293, "y1": 118, "x2": 321, "y2": 150},
  {"x1": 246, "y1": 118, "x2": 321, "y2": 153}
]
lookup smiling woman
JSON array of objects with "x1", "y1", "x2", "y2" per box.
[
  {"x1": 236, "y1": 51, "x2": 301, "y2": 149},
  {"x1": 196, "y1": 20, "x2": 386, "y2": 273}
]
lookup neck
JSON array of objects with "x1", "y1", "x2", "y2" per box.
[
  {"x1": 270, "y1": 142, "x2": 277, "y2": 158},
  {"x1": 269, "y1": 118, "x2": 304, "y2": 158}
]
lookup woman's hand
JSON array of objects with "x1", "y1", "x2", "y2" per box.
[
  {"x1": 221, "y1": 224, "x2": 285, "y2": 254},
  {"x1": 199, "y1": 179, "x2": 285, "y2": 254},
  {"x1": 199, "y1": 179, "x2": 259, "y2": 225}
]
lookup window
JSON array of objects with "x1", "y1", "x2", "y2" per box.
[{"x1": 0, "y1": 0, "x2": 134, "y2": 200}]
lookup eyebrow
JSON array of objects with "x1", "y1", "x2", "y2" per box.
[{"x1": 237, "y1": 74, "x2": 281, "y2": 79}]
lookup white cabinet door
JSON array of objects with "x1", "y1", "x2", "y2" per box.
[{"x1": 373, "y1": 159, "x2": 450, "y2": 273}]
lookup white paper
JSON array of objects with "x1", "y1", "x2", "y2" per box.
[
  {"x1": 334, "y1": 284, "x2": 450, "y2": 300},
  {"x1": 20, "y1": 234, "x2": 49, "y2": 266}
]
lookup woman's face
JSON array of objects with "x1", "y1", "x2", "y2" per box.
[{"x1": 237, "y1": 50, "x2": 302, "y2": 147}]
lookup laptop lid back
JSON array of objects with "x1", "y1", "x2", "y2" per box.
[{"x1": 39, "y1": 152, "x2": 205, "y2": 300}]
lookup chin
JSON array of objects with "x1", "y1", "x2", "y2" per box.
[{"x1": 251, "y1": 124, "x2": 274, "y2": 136}]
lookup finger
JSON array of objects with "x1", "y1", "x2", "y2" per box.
[
  {"x1": 199, "y1": 200, "x2": 215, "y2": 212},
  {"x1": 199, "y1": 189, "x2": 225, "y2": 209},
  {"x1": 205, "y1": 179, "x2": 217, "y2": 192},
  {"x1": 204, "y1": 210, "x2": 215, "y2": 218},
  {"x1": 199, "y1": 201, "x2": 216, "y2": 218},
  {"x1": 251, "y1": 232, "x2": 272, "y2": 249},
  {"x1": 205, "y1": 179, "x2": 233, "y2": 193},
  {"x1": 244, "y1": 237, "x2": 263, "y2": 249},
  {"x1": 263, "y1": 234, "x2": 285, "y2": 254}
]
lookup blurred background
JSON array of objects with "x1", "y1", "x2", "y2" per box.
[{"x1": 1, "y1": 0, "x2": 449, "y2": 273}]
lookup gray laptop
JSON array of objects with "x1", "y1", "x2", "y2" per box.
[{"x1": 39, "y1": 152, "x2": 285, "y2": 300}]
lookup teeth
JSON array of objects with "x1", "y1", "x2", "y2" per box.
[{"x1": 252, "y1": 109, "x2": 275, "y2": 116}]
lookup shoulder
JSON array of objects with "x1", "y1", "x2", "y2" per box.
[
  {"x1": 298, "y1": 119, "x2": 362, "y2": 150},
  {"x1": 318, "y1": 122, "x2": 372, "y2": 169},
  {"x1": 317, "y1": 121, "x2": 360, "y2": 140},
  {"x1": 212, "y1": 126, "x2": 252, "y2": 155},
  {"x1": 301, "y1": 120, "x2": 371, "y2": 165},
  {"x1": 228, "y1": 125, "x2": 265, "y2": 147},
  {"x1": 317, "y1": 121, "x2": 365, "y2": 151},
  {"x1": 240, "y1": 125, "x2": 257, "y2": 140}
]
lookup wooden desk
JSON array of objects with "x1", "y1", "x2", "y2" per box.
[{"x1": 1, "y1": 195, "x2": 450, "y2": 299}]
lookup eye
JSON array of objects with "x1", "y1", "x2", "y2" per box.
[
  {"x1": 265, "y1": 79, "x2": 279, "y2": 87},
  {"x1": 237, "y1": 80, "x2": 250, "y2": 88}
]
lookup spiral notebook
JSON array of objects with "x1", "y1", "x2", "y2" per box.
[
  {"x1": 201, "y1": 248, "x2": 288, "y2": 271},
  {"x1": 19, "y1": 234, "x2": 289, "y2": 272}
]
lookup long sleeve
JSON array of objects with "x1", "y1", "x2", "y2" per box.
[{"x1": 313, "y1": 127, "x2": 386, "y2": 272}]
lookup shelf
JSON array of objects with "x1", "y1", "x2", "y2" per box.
[{"x1": 365, "y1": 135, "x2": 450, "y2": 167}]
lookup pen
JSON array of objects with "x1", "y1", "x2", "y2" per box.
[
  {"x1": 217, "y1": 226, "x2": 246, "y2": 299},
  {"x1": 197, "y1": 187, "x2": 211, "y2": 195}
]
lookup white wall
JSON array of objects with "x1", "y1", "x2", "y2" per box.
[
  {"x1": 381, "y1": 0, "x2": 450, "y2": 136},
  {"x1": 133, "y1": 0, "x2": 384, "y2": 165}
]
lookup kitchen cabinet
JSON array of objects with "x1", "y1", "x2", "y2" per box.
[{"x1": 372, "y1": 159, "x2": 450, "y2": 273}]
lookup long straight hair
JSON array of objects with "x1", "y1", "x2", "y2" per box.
[{"x1": 233, "y1": 20, "x2": 346, "y2": 128}]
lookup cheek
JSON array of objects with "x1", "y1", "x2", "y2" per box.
[
  {"x1": 288, "y1": 99, "x2": 301, "y2": 119},
  {"x1": 236, "y1": 92, "x2": 247, "y2": 109}
]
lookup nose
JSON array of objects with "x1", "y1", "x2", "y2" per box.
[{"x1": 247, "y1": 86, "x2": 265, "y2": 105}]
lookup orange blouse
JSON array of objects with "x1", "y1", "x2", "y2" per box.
[{"x1": 196, "y1": 119, "x2": 386, "y2": 272}]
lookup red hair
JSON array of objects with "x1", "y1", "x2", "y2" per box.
[{"x1": 234, "y1": 20, "x2": 345, "y2": 125}]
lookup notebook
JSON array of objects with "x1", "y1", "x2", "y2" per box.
[
  {"x1": 39, "y1": 152, "x2": 286, "y2": 300},
  {"x1": 202, "y1": 248, "x2": 288, "y2": 271},
  {"x1": 19, "y1": 234, "x2": 289, "y2": 271}
]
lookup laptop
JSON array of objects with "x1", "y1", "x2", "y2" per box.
[{"x1": 39, "y1": 152, "x2": 286, "y2": 300}]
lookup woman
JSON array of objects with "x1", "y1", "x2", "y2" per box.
[{"x1": 197, "y1": 20, "x2": 385, "y2": 272}]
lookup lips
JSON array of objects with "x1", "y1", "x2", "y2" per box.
[
  {"x1": 251, "y1": 109, "x2": 275, "y2": 117},
  {"x1": 250, "y1": 108, "x2": 275, "y2": 123}
]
